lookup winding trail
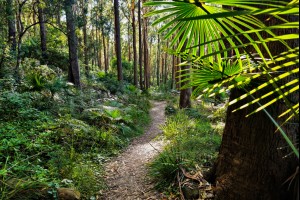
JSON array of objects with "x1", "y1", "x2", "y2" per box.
[{"x1": 100, "y1": 101, "x2": 167, "y2": 200}]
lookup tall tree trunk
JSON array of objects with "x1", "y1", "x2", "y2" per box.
[
  {"x1": 82, "y1": 3, "x2": 89, "y2": 77},
  {"x1": 143, "y1": 4, "x2": 149, "y2": 89},
  {"x1": 113, "y1": 0, "x2": 122, "y2": 81},
  {"x1": 131, "y1": 0, "x2": 138, "y2": 86},
  {"x1": 102, "y1": 30, "x2": 108, "y2": 73},
  {"x1": 156, "y1": 34, "x2": 160, "y2": 86},
  {"x1": 6, "y1": 0, "x2": 16, "y2": 51},
  {"x1": 179, "y1": 39, "x2": 191, "y2": 108},
  {"x1": 161, "y1": 55, "x2": 164, "y2": 84},
  {"x1": 38, "y1": 2, "x2": 47, "y2": 63},
  {"x1": 175, "y1": 56, "x2": 180, "y2": 89},
  {"x1": 128, "y1": 22, "x2": 131, "y2": 62},
  {"x1": 138, "y1": 0, "x2": 143, "y2": 89},
  {"x1": 64, "y1": 0, "x2": 81, "y2": 87},
  {"x1": 171, "y1": 53, "x2": 175, "y2": 89},
  {"x1": 164, "y1": 41, "x2": 168, "y2": 84}
]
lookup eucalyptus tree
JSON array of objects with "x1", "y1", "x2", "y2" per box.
[
  {"x1": 146, "y1": 0, "x2": 299, "y2": 199},
  {"x1": 113, "y1": 0, "x2": 123, "y2": 81},
  {"x1": 131, "y1": 0, "x2": 138, "y2": 86},
  {"x1": 6, "y1": 0, "x2": 17, "y2": 51},
  {"x1": 37, "y1": 0, "x2": 47, "y2": 63},
  {"x1": 64, "y1": 0, "x2": 81, "y2": 87},
  {"x1": 138, "y1": 0, "x2": 143, "y2": 89}
]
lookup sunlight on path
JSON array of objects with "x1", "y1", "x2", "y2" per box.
[{"x1": 99, "y1": 101, "x2": 167, "y2": 200}]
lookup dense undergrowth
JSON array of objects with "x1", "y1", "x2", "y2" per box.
[
  {"x1": 149, "y1": 98, "x2": 226, "y2": 198},
  {"x1": 0, "y1": 59, "x2": 151, "y2": 199}
]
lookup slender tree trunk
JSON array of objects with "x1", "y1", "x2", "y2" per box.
[
  {"x1": 6, "y1": 0, "x2": 17, "y2": 51},
  {"x1": 156, "y1": 34, "x2": 160, "y2": 86},
  {"x1": 171, "y1": 53, "x2": 175, "y2": 89},
  {"x1": 113, "y1": 0, "x2": 123, "y2": 81},
  {"x1": 143, "y1": 5, "x2": 149, "y2": 89},
  {"x1": 161, "y1": 55, "x2": 164, "y2": 84},
  {"x1": 83, "y1": 5, "x2": 89, "y2": 77},
  {"x1": 128, "y1": 22, "x2": 131, "y2": 62},
  {"x1": 38, "y1": 2, "x2": 47, "y2": 63},
  {"x1": 64, "y1": 0, "x2": 81, "y2": 87},
  {"x1": 107, "y1": 37, "x2": 110, "y2": 72},
  {"x1": 164, "y1": 41, "x2": 168, "y2": 84},
  {"x1": 138, "y1": 0, "x2": 143, "y2": 89},
  {"x1": 179, "y1": 39, "x2": 191, "y2": 108},
  {"x1": 175, "y1": 56, "x2": 180, "y2": 89},
  {"x1": 131, "y1": 0, "x2": 138, "y2": 86},
  {"x1": 102, "y1": 30, "x2": 108, "y2": 73}
]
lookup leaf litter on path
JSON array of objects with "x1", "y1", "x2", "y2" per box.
[{"x1": 99, "y1": 101, "x2": 167, "y2": 200}]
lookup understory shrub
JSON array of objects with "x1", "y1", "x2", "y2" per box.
[
  {"x1": 149, "y1": 103, "x2": 222, "y2": 194},
  {"x1": 0, "y1": 72, "x2": 151, "y2": 199}
]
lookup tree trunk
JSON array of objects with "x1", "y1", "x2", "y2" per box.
[
  {"x1": 164, "y1": 41, "x2": 168, "y2": 84},
  {"x1": 6, "y1": 0, "x2": 17, "y2": 52},
  {"x1": 113, "y1": 0, "x2": 123, "y2": 81},
  {"x1": 161, "y1": 55, "x2": 164, "y2": 84},
  {"x1": 38, "y1": 2, "x2": 47, "y2": 63},
  {"x1": 138, "y1": 0, "x2": 143, "y2": 89},
  {"x1": 175, "y1": 56, "x2": 180, "y2": 89},
  {"x1": 171, "y1": 53, "x2": 175, "y2": 89},
  {"x1": 179, "y1": 39, "x2": 191, "y2": 108},
  {"x1": 102, "y1": 30, "x2": 108, "y2": 73},
  {"x1": 179, "y1": 64, "x2": 191, "y2": 108},
  {"x1": 214, "y1": 5, "x2": 298, "y2": 200},
  {"x1": 156, "y1": 34, "x2": 160, "y2": 86},
  {"x1": 215, "y1": 88, "x2": 297, "y2": 200},
  {"x1": 131, "y1": 0, "x2": 138, "y2": 87},
  {"x1": 64, "y1": 0, "x2": 81, "y2": 88},
  {"x1": 83, "y1": 4, "x2": 89, "y2": 77},
  {"x1": 143, "y1": 3, "x2": 149, "y2": 89}
]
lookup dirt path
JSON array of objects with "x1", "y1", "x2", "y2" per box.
[{"x1": 100, "y1": 101, "x2": 167, "y2": 200}]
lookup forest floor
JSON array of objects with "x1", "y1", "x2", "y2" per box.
[{"x1": 99, "y1": 101, "x2": 167, "y2": 200}]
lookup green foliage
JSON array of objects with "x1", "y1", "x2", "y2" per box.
[
  {"x1": 0, "y1": 70, "x2": 151, "y2": 198},
  {"x1": 21, "y1": 41, "x2": 69, "y2": 71},
  {"x1": 149, "y1": 104, "x2": 222, "y2": 193},
  {"x1": 110, "y1": 57, "x2": 134, "y2": 83}
]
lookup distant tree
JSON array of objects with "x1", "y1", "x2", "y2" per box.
[
  {"x1": 138, "y1": 0, "x2": 143, "y2": 89},
  {"x1": 113, "y1": 0, "x2": 122, "y2": 81},
  {"x1": 6, "y1": 0, "x2": 17, "y2": 51},
  {"x1": 156, "y1": 34, "x2": 160, "y2": 86},
  {"x1": 131, "y1": 0, "x2": 138, "y2": 86},
  {"x1": 143, "y1": 0, "x2": 149, "y2": 89},
  {"x1": 37, "y1": 0, "x2": 47, "y2": 63},
  {"x1": 64, "y1": 0, "x2": 81, "y2": 87}
]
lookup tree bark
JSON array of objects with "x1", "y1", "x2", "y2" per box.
[
  {"x1": 138, "y1": 0, "x2": 143, "y2": 89},
  {"x1": 113, "y1": 0, "x2": 123, "y2": 81},
  {"x1": 38, "y1": 1, "x2": 47, "y2": 63},
  {"x1": 143, "y1": 3, "x2": 149, "y2": 89},
  {"x1": 64, "y1": 0, "x2": 81, "y2": 88},
  {"x1": 82, "y1": 1, "x2": 89, "y2": 77},
  {"x1": 131, "y1": 0, "x2": 138, "y2": 87},
  {"x1": 179, "y1": 39, "x2": 191, "y2": 108},
  {"x1": 6, "y1": 0, "x2": 17, "y2": 52},
  {"x1": 214, "y1": 5, "x2": 298, "y2": 200},
  {"x1": 215, "y1": 88, "x2": 297, "y2": 200},
  {"x1": 156, "y1": 34, "x2": 160, "y2": 86}
]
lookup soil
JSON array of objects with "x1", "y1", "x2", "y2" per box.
[{"x1": 100, "y1": 101, "x2": 167, "y2": 200}]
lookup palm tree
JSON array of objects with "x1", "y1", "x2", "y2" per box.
[{"x1": 145, "y1": 0, "x2": 299, "y2": 198}]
